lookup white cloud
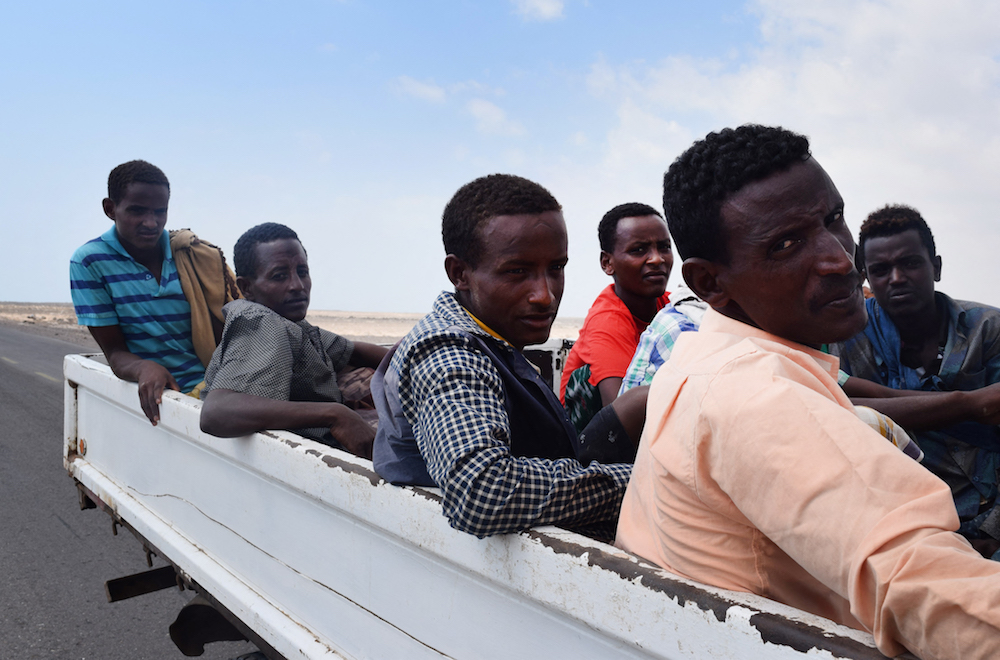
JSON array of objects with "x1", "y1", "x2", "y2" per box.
[
  {"x1": 317, "y1": 43, "x2": 338, "y2": 53},
  {"x1": 449, "y1": 80, "x2": 507, "y2": 97},
  {"x1": 511, "y1": 0, "x2": 564, "y2": 22},
  {"x1": 394, "y1": 76, "x2": 447, "y2": 103},
  {"x1": 581, "y1": 0, "x2": 1000, "y2": 306},
  {"x1": 466, "y1": 98, "x2": 525, "y2": 135}
]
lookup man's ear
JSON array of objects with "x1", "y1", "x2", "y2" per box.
[
  {"x1": 236, "y1": 276, "x2": 255, "y2": 301},
  {"x1": 681, "y1": 258, "x2": 730, "y2": 308},
  {"x1": 599, "y1": 251, "x2": 614, "y2": 276},
  {"x1": 932, "y1": 255, "x2": 942, "y2": 282},
  {"x1": 102, "y1": 198, "x2": 116, "y2": 221},
  {"x1": 444, "y1": 254, "x2": 472, "y2": 291}
]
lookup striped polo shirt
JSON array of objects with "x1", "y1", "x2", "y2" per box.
[{"x1": 70, "y1": 226, "x2": 204, "y2": 392}]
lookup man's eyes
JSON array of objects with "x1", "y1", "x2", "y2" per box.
[
  {"x1": 867, "y1": 259, "x2": 923, "y2": 277},
  {"x1": 502, "y1": 264, "x2": 565, "y2": 275},
  {"x1": 126, "y1": 206, "x2": 167, "y2": 216},
  {"x1": 770, "y1": 238, "x2": 800, "y2": 254}
]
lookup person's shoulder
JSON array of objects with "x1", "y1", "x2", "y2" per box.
[
  {"x1": 222, "y1": 299, "x2": 295, "y2": 334},
  {"x1": 589, "y1": 284, "x2": 629, "y2": 316},
  {"x1": 393, "y1": 293, "x2": 490, "y2": 372},
  {"x1": 946, "y1": 293, "x2": 1000, "y2": 350},
  {"x1": 169, "y1": 228, "x2": 226, "y2": 256},
  {"x1": 578, "y1": 285, "x2": 633, "y2": 337},
  {"x1": 948, "y1": 293, "x2": 1000, "y2": 318},
  {"x1": 224, "y1": 298, "x2": 272, "y2": 319},
  {"x1": 672, "y1": 322, "x2": 810, "y2": 382},
  {"x1": 402, "y1": 304, "x2": 476, "y2": 356},
  {"x1": 70, "y1": 233, "x2": 115, "y2": 265},
  {"x1": 648, "y1": 301, "x2": 700, "y2": 333}
]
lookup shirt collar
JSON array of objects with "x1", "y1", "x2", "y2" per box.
[
  {"x1": 101, "y1": 225, "x2": 171, "y2": 262},
  {"x1": 464, "y1": 309, "x2": 510, "y2": 344},
  {"x1": 434, "y1": 291, "x2": 515, "y2": 348},
  {"x1": 700, "y1": 307, "x2": 841, "y2": 379}
]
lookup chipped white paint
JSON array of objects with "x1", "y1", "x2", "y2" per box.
[{"x1": 63, "y1": 354, "x2": 891, "y2": 660}]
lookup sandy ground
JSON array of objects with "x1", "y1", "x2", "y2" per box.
[
  {"x1": 0, "y1": 302, "x2": 101, "y2": 348},
  {"x1": 0, "y1": 301, "x2": 583, "y2": 348}
]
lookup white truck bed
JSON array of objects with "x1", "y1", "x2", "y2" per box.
[{"x1": 62, "y1": 353, "x2": 898, "y2": 660}]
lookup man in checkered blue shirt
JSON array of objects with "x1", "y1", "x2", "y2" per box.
[{"x1": 372, "y1": 174, "x2": 639, "y2": 538}]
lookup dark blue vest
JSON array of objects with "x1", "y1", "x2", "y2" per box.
[{"x1": 372, "y1": 328, "x2": 578, "y2": 486}]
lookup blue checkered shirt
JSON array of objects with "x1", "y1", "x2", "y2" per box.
[
  {"x1": 619, "y1": 296, "x2": 703, "y2": 394},
  {"x1": 388, "y1": 292, "x2": 632, "y2": 537}
]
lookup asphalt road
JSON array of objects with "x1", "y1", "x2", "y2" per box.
[{"x1": 0, "y1": 324, "x2": 256, "y2": 660}]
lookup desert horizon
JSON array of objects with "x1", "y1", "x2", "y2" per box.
[{"x1": 0, "y1": 301, "x2": 584, "y2": 348}]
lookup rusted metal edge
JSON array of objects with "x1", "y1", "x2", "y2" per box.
[
  {"x1": 73, "y1": 480, "x2": 288, "y2": 660},
  {"x1": 292, "y1": 444, "x2": 443, "y2": 506},
  {"x1": 525, "y1": 530, "x2": 891, "y2": 660},
  {"x1": 261, "y1": 450, "x2": 885, "y2": 657}
]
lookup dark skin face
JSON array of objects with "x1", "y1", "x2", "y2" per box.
[
  {"x1": 683, "y1": 157, "x2": 867, "y2": 347},
  {"x1": 601, "y1": 215, "x2": 673, "y2": 322},
  {"x1": 445, "y1": 211, "x2": 568, "y2": 351},
  {"x1": 238, "y1": 238, "x2": 312, "y2": 323},
  {"x1": 863, "y1": 229, "x2": 941, "y2": 322},
  {"x1": 102, "y1": 182, "x2": 170, "y2": 279}
]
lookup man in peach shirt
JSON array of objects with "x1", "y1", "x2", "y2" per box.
[{"x1": 615, "y1": 124, "x2": 1000, "y2": 659}]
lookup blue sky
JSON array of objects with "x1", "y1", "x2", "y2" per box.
[{"x1": 3, "y1": 1, "x2": 1000, "y2": 316}]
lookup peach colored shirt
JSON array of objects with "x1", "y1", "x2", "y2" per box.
[{"x1": 616, "y1": 309, "x2": 1000, "y2": 659}]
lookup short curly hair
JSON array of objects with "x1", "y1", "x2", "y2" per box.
[
  {"x1": 662, "y1": 125, "x2": 811, "y2": 263},
  {"x1": 233, "y1": 222, "x2": 305, "y2": 279},
  {"x1": 107, "y1": 160, "x2": 170, "y2": 204},
  {"x1": 442, "y1": 174, "x2": 562, "y2": 266},
  {"x1": 858, "y1": 204, "x2": 936, "y2": 268},
  {"x1": 597, "y1": 202, "x2": 663, "y2": 253}
]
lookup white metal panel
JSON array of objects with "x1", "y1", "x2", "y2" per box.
[{"x1": 63, "y1": 354, "x2": 891, "y2": 660}]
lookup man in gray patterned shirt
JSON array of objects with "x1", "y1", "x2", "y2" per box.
[
  {"x1": 372, "y1": 174, "x2": 643, "y2": 538},
  {"x1": 199, "y1": 223, "x2": 387, "y2": 458}
]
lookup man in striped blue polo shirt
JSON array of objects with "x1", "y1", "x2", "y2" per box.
[{"x1": 70, "y1": 160, "x2": 203, "y2": 426}]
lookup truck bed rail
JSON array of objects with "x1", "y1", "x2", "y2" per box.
[{"x1": 63, "y1": 354, "x2": 894, "y2": 660}]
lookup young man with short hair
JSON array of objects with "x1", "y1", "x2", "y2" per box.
[
  {"x1": 70, "y1": 161, "x2": 211, "y2": 425},
  {"x1": 372, "y1": 174, "x2": 638, "y2": 538},
  {"x1": 559, "y1": 202, "x2": 672, "y2": 432},
  {"x1": 199, "y1": 223, "x2": 386, "y2": 458},
  {"x1": 836, "y1": 205, "x2": 1000, "y2": 556},
  {"x1": 616, "y1": 125, "x2": 1000, "y2": 659}
]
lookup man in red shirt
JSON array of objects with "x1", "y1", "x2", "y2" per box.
[{"x1": 560, "y1": 202, "x2": 672, "y2": 433}]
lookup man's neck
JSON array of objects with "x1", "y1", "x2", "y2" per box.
[
  {"x1": 453, "y1": 292, "x2": 519, "y2": 351},
  {"x1": 894, "y1": 294, "x2": 946, "y2": 373},
  {"x1": 893, "y1": 294, "x2": 943, "y2": 345},
  {"x1": 118, "y1": 231, "x2": 165, "y2": 283},
  {"x1": 613, "y1": 283, "x2": 660, "y2": 324}
]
